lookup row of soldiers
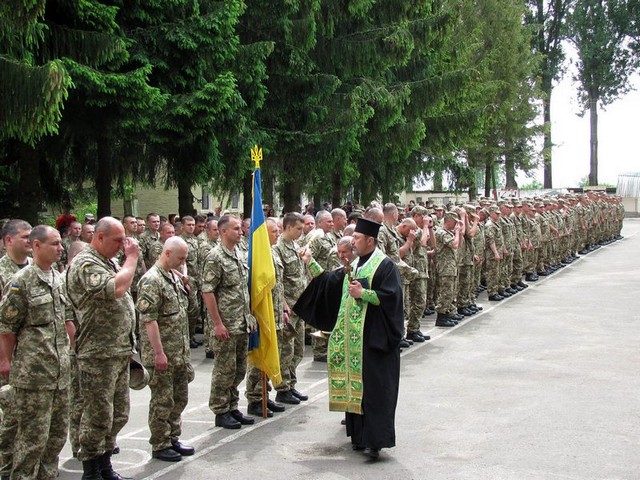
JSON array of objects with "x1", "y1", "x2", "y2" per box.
[{"x1": 0, "y1": 190, "x2": 624, "y2": 478}]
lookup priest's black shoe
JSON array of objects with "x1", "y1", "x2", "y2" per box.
[
  {"x1": 171, "y1": 439, "x2": 194, "y2": 456},
  {"x1": 407, "y1": 331, "x2": 426, "y2": 343},
  {"x1": 247, "y1": 401, "x2": 273, "y2": 417},
  {"x1": 291, "y1": 388, "x2": 308, "y2": 401},
  {"x1": 230, "y1": 409, "x2": 255, "y2": 425},
  {"x1": 488, "y1": 294, "x2": 503, "y2": 301},
  {"x1": 399, "y1": 338, "x2": 411, "y2": 349},
  {"x1": 267, "y1": 399, "x2": 285, "y2": 412},
  {"x1": 363, "y1": 447, "x2": 380, "y2": 459},
  {"x1": 352, "y1": 444, "x2": 365, "y2": 451},
  {"x1": 215, "y1": 412, "x2": 241, "y2": 429},
  {"x1": 275, "y1": 390, "x2": 300, "y2": 405},
  {"x1": 152, "y1": 447, "x2": 182, "y2": 462}
]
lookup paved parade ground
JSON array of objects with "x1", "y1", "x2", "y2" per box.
[{"x1": 59, "y1": 219, "x2": 640, "y2": 480}]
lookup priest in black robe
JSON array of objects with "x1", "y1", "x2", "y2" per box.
[{"x1": 294, "y1": 218, "x2": 404, "y2": 459}]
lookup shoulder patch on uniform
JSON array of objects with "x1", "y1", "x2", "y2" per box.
[
  {"x1": 10, "y1": 283, "x2": 20, "y2": 292},
  {"x1": 3, "y1": 305, "x2": 18, "y2": 319}
]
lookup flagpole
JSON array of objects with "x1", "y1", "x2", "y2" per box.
[{"x1": 261, "y1": 372, "x2": 268, "y2": 418}]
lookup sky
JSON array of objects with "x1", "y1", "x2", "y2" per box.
[{"x1": 528, "y1": 55, "x2": 640, "y2": 188}]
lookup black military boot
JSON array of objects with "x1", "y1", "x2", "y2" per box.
[
  {"x1": 99, "y1": 452, "x2": 132, "y2": 480},
  {"x1": 81, "y1": 458, "x2": 102, "y2": 480}
]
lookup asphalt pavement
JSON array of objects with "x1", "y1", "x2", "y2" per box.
[{"x1": 58, "y1": 218, "x2": 640, "y2": 480}]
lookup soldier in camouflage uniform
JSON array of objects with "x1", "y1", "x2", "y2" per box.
[
  {"x1": 308, "y1": 210, "x2": 340, "y2": 361},
  {"x1": 63, "y1": 240, "x2": 89, "y2": 459},
  {"x1": 0, "y1": 225, "x2": 71, "y2": 480},
  {"x1": 376, "y1": 204, "x2": 418, "y2": 347},
  {"x1": 456, "y1": 207, "x2": 480, "y2": 316},
  {"x1": 272, "y1": 213, "x2": 310, "y2": 405},
  {"x1": 0, "y1": 219, "x2": 32, "y2": 478},
  {"x1": 510, "y1": 201, "x2": 529, "y2": 291},
  {"x1": 139, "y1": 213, "x2": 161, "y2": 269},
  {"x1": 201, "y1": 215, "x2": 256, "y2": 430},
  {"x1": 408, "y1": 206, "x2": 434, "y2": 341},
  {"x1": 66, "y1": 217, "x2": 139, "y2": 480},
  {"x1": 244, "y1": 219, "x2": 287, "y2": 417},
  {"x1": 148, "y1": 223, "x2": 176, "y2": 267},
  {"x1": 80, "y1": 223, "x2": 95, "y2": 244},
  {"x1": 434, "y1": 212, "x2": 463, "y2": 327},
  {"x1": 179, "y1": 216, "x2": 202, "y2": 348},
  {"x1": 59, "y1": 221, "x2": 82, "y2": 270},
  {"x1": 484, "y1": 206, "x2": 505, "y2": 301},
  {"x1": 237, "y1": 218, "x2": 251, "y2": 262},
  {"x1": 297, "y1": 214, "x2": 316, "y2": 247},
  {"x1": 196, "y1": 218, "x2": 219, "y2": 359},
  {"x1": 136, "y1": 237, "x2": 196, "y2": 462}
]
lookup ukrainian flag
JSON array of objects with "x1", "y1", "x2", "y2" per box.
[{"x1": 247, "y1": 147, "x2": 282, "y2": 385}]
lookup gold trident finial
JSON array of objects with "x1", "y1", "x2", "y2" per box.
[{"x1": 250, "y1": 145, "x2": 262, "y2": 169}]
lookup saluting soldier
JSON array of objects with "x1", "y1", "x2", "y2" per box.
[{"x1": 66, "y1": 217, "x2": 139, "y2": 480}]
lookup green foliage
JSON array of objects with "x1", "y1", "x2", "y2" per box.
[{"x1": 569, "y1": 0, "x2": 639, "y2": 111}]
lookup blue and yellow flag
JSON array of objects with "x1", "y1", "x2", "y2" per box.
[{"x1": 247, "y1": 145, "x2": 282, "y2": 385}]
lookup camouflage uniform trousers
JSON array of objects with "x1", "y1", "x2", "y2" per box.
[
  {"x1": 500, "y1": 252, "x2": 514, "y2": 291},
  {"x1": 427, "y1": 263, "x2": 437, "y2": 308},
  {"x1": 188, "y1": 286, "x2": 200, "y2": 339},
  {"x1": 537, "y1": 242, "x2": 548, "y2": 272},
  {"x1": 485, "y1": 258, "x2": 501, "y2": 296},
  {"x1": 69, "y1": 354, "x2": 83, "y2": 457},
  {"x1": 407, "y1": 278, "x2": 427, "y2": 334},
  {"x1": 456, "y1": 265, "x2": 473, "y2": 308},
  {"x1": 0, "y1": 378, "x2": 17, "y2": 477},
  {"x1": 208, "y1": 333, "x2": 248, "y2": 415},
  {"x1": 311, "y1": 334, "x2": 328, "y2": 359},
  {"x1": 510, "y1": 247, "x2": 524, "y2": 285},
  {"x1": 436, "y1": 275, "x2": 457, "y2": 316},
  {"x1": 148, "y1": 364, "x2": 189, "y2": 451},
  {"x1": 275, "y1": 314, "x2": 304, "y2": 392},
  {"x1": 77, "y1": 355, "x2": 130, "y2": 462},
  {"x1": 11, "y1": 386, "x2": 69, "y2": 480}
]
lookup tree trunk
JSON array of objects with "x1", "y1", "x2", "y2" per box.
[
  {"x1": 504, "y1": 140, "x2": 518, "y2": 190},
  {"x1": 177, "y1": 176, "x2": 194, "y2": 218},
  {"x1": 331, "y1": 171, "x2": 341, "y2": 209},
  {"x1": 96, "y1": 140, "x2": 112, "y2": 219},
  {"x1": 484, "y1": 159, "x2": 492, "y2": 198},
  {"x1": 263, "y1": 169, "x2": 274, "y2": 211},
  {"x1": 433, "y1": 168, "x2": 443, "y2": 191},
  {"x1": 17, "y1": 143, "x2": 40, "y2": 226},
  {"x1": 282, "y1": 178, "x2": 302, "y2": 213},
  {"x1": 588, "y1": 91, "x2": 598, "y2": 186},
  {"x1": 541, "y1": 73, "x2": 553, "y2": 188},
  {"x1": 242, "y1": 170, "x2": 252, "y2": 218}
]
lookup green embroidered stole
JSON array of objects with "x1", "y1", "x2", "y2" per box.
[{"x1": 327, "y1": 249, "x2": 385, "y2": 414}]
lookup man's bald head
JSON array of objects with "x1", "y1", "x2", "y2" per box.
[
  {"x1": 92, "y1": 217, "x2": 126, "y2": 258},
  {"x1": 160, "y1": 236, "x2": 188, "y2": 270},
  {"x1": 364, "y1": 207, "x2": 383, "y2": 224}
]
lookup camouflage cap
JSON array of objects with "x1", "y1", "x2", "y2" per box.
[
  {"x1": 411, "y1": 205, "x2": 429, "y2": 216},
  {"x1": 434, "y1": 204, "x2": 445, "y2": 210},
  {"x1": 488, "y1": 205, "x2": 501, "y2": 214},
  {"x1": 130, "y1": 358, "x2": 150, "y2": 390},
  {"x1": 443, "y1": 211, "x2": 459, "y2": 221}
]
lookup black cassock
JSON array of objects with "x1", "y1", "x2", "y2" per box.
[{"x1": 294, "y1": 256, "x2": 404, "y2": 449}]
